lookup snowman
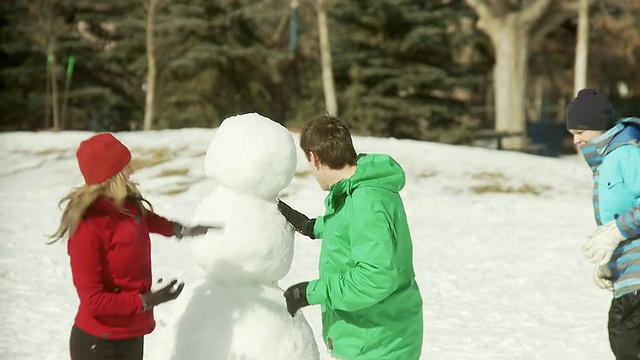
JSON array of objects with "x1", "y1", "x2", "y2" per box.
[{"x1": 170, "y1": 113, "x2": 320, "y2": 360}]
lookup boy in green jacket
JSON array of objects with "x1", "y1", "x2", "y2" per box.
[{"x1": 279, "y1": 115, "x2": 424, "y2": 360}]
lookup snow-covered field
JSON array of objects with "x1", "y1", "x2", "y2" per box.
[{"x1": 0, "y1": 128, "x2": 614, "y2": 359}]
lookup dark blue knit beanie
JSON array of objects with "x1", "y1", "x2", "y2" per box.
[{"x1": 566, "y1": 89, "x2": 615, "y2": 131}]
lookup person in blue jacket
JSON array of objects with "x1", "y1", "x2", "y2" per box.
[{"x1": 567, "y1": 89, "x2": 640, "y2": 360}]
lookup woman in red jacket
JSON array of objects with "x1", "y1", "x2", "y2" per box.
[{"x1": 50, "y1": 132, "x2": 210, "y2": 360}]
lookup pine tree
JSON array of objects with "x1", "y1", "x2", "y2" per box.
[
  {"x1": 128, "y1": 0, "x2": 297, "y2": 128},
  {"x1": 329, "y1": 0, "x2": 491, "y2": 143},
  {"x1": 1, "y1": 0, "x2": 75, "y2": 130}
]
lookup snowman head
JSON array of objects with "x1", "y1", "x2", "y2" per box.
[{"x1": 204, "y1": 113, "x2": 297, "y2": 198}]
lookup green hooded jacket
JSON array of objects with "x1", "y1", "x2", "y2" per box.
[{"x1": 306, "y1": 153, "x2": 424, "y2": 360}]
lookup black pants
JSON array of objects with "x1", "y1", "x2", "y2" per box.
[
  {"x1": 70, "y1": 326, "x2": 144, "y2": 360},
  {"x1": 609, "y1": 291, "x2": 640, "y2": 360}
]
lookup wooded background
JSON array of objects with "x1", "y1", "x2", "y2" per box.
[{"x1": 2, "y1": 0, "x2": 639, "y2": 152}]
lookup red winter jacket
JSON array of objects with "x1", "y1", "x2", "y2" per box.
[{"x1": 67, "y1": 197, "x2": 175, "y2": 339}]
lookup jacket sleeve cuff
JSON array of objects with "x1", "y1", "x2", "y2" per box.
[
  {"x1": 305, "y1": 279, "x2": 323, "y2": 305},
  {"x1": 616, "y1": 209, "x2": 640, "y2": 239},
  {"x1": 312, "y1": 216, "x2": 324, "y2": 239}
]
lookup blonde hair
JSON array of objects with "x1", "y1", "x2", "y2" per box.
[{"x1": 49, "y1": 172, "x2": 153, "y2": 244}]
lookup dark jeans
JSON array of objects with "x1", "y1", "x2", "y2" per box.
[
  {"x1": 69, "y1": 326, "x2": 144, "y2": 360},
  {"x1": 609, "y1": 291, "x2": 640, "y2": 360}
]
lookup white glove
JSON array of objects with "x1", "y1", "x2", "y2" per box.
[
  {"x1": 582, "y1": 221, "x2": 626, "y2": 264},
  {"x1": 593, "y1": 263, "x2": 613, "y2": 290}
]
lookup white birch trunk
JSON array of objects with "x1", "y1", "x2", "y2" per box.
[
  {"x1": 316, "y1": 0, "x2": 338, "y2": 116},
  {"x1": 143, "y1": 0, "x2": 158, "y2": 131},
  {"x1": 573, "y1": 0, "x2": 590, "y2": 95}
]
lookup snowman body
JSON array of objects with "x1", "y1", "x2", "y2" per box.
[{"x1": 171, "y1": 113, "x2": 319, "y2": 360}]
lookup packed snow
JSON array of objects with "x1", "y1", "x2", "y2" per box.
[{"x1": 0, "y1": 125, "x2": 615, "y2": 359}]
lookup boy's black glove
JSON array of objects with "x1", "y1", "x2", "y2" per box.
[
  {"x1": 277, "y1": 200, "x2": 316, "y2": 239},
  {"x1": 140, "y1": 279, "x2": 185, "y2": 311},
  {"x1": 283, "y1": 281, "x2": 310, "y2": 317}
]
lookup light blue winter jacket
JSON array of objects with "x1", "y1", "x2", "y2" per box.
[{"x1": 580, "y1": 117, "x2": 640, "y2": 297}]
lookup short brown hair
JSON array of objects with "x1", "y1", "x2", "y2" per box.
[{"x1": 300, "y1": 115, "x2": 357, "y2": 169}]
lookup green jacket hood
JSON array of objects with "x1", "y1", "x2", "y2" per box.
[{"x1": 331, "y1": 153, "x2": 406, "y2": 198}]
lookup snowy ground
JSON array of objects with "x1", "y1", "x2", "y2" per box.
[{"x1": 0, "y1": 128, "x2": 615, "y2": 359}]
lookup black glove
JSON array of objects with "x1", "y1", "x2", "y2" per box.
[
  {"x1": 140, "y1": 279, "x2": 185, "y2": 311},
  {"x1": 172, "y1": 223, "x2": 218, "y2": 240},
  {"x1": 172, "y1": 222, "x2": 185, "y2": 239},
  {"x1": 283, "y1": 281, "x2": 310, "y2": 317},
  {"x1": 277, "y1": 200, "x2": 316, "y2": 239}
]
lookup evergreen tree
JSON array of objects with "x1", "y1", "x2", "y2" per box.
[
  {"x1": 329, "y1": 0, "x2": 491, "y2": 143},
  {"x1": 1, "y1": 0, "x2": 75, "y2": 130},
  {"x1": 1, "y1": 0, "x2": 299, "y2": 130},
  {"x1": 135, "y1": 0, "x2": 299, "y2": 128}
]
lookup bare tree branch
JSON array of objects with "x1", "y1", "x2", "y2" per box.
[
  {"x1": 530, "y1": 10, "x2": 573, "y2": 45},
  {"x1": 519, "y1": 0, "x2": 554, "y2": 26},
  {"x1": 465, "y1": 0, "x2": 495, "y2": 22},
  {"x1": 490, "y1": 0, "x2": 510, "y2": 17},
  {"x1": 531, "y1": 0, "x2": 597, "y2": 47}
]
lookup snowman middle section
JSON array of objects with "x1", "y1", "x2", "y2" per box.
[
  {"x1": 190, "y1": 185, "x2": 294, "y2": 283},
  {"x1": 170, "y1": 184, "x2": 320, "y2": 360}
]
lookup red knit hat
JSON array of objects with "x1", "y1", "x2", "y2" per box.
[{"x1": 76, "y1": 133, "x2": 132, "y2": 185}]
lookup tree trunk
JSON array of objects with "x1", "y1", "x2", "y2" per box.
[
  {"x1": 143, "y1": 0, "x2": 158, "y2": 131},
  {"x1": 316, "y1": 0, "x2": 338, "y2": 116},
  {"x1": 50, "y1": 53, "x2": 61, "y2": 130},
  {"x1": 61, "y1": 56, "x2": 75, "y2": 130},
  {"x1": 465, "y1": 0, "x2": 558, "y2": 151},
  {"x1": 573, "y1": 0, "x2": 590, "y2": 95},
  {"x1": 528, "y1": 76, "x2": 544, "y2": 122},
  {"x1": 45, "y1": 57, "x2": 51, "y2": 130},
  {"x1": 491, "y1": 24, "x2": 529, "y2": 150}
]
